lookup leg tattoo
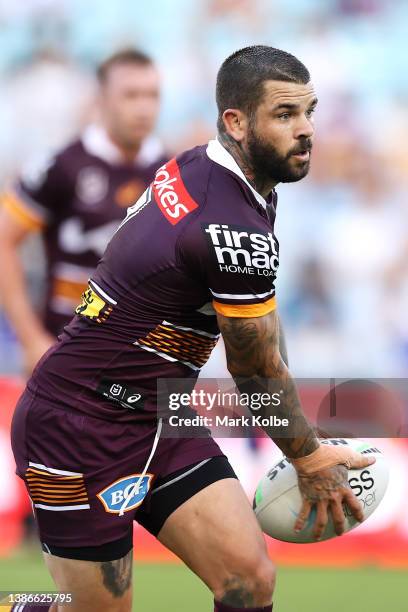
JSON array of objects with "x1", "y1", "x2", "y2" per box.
[
  {"x1": 100, "y1": 550, "x2": 132, "y2": 598},
  {"x1": 220, "y1": 576, "x2": 255, "y2": 607}
]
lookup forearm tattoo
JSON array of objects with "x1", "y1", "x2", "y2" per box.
[{"x1": 218, "y1": 311, "x2": 318, "y2": 459}]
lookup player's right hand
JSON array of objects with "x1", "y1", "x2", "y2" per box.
[
  {"x1": 23, "y1": 331, "x2": 55, "y2": 376},
  {"x1": 292, "y1": 444, "x2": 376, "y2": 540}
]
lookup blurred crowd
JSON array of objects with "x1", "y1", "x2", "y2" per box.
[{"x1": 1, "y1": 0, "x2": 408, "y2": 377}]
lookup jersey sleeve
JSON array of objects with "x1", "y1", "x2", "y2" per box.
[
  {"x1": 178, "y1": 219, "x2": 279, "y2": 318},
  {"x1": 1, "y1": 153, "x2": 67, "y2": 231}
]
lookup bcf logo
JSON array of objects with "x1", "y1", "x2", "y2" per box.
[{"x1": 97, "y1": 474, "x2": 153, "y2": 514}]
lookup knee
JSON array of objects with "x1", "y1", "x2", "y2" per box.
[
  {"x1": 252, "y1": 557, "x2": 276, "y2": 603},
  {"x1": 213, "y1": 553, "x2": 276, "y2": 607}
]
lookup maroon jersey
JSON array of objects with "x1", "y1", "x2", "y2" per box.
[
  {"x1": 29, "y1": 139, "x2": 280, "y2": 422},
  {"x1": 2, "y1": 125, "x2": 167, "y2": 334}
]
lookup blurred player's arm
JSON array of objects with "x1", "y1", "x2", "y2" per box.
[
  {"x1": 217, "y1": 307, "x2": 375, "y2": 539},
  {"x1": 0, "y1": 203, "x2": 54, "y2": 373}
]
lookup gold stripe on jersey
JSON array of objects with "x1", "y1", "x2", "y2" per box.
[
  {"x1": 25, "y1": 467, "x2": 89, "y2": 507},
  {"x1": 137, "y1": 323, "x2": 218, "y2": 369},
  {"x1": 213, "y1": 295, "x2": 277, "y2": 318},
  {"x1": 1, "y1": 190, "x2": 45, "y2": 231}
]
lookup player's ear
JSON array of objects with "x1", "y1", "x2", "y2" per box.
[{"x1": 222, "y1": 109, "x2": 248, "y2": 142}]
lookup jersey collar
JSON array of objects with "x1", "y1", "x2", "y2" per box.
[
  {"x1": 81, "y1": 124, "x2": 165, "y2": 167},
  {"x1": 206, "y1": 138, "x2": 267, "y2": 210}
]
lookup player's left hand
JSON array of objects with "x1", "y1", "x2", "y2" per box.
[{"x1": 294, "y1": 464, "x2": 364, "y2": 541}]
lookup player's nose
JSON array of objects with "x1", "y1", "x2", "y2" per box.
[{"x1": 294, "y1": 114, "x2": 314, "y2": 140}]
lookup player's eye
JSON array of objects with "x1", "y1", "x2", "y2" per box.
[
  {"x1": 306, "y1": 107, "x2": 316, "y2": 118},
  {"x1": 277, "y1": 112, "x2": 291, "y2": 121}
]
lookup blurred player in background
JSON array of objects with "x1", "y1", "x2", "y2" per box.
[{"x1": 0, "y1": 48, "x2": 166, "y2": 373}]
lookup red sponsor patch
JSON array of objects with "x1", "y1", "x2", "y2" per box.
[{"x1": 152, "y1": 159, "x2": 199, "y2": 225}]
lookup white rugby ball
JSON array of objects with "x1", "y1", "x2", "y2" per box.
[{"x1": 253, "y1": 439, "x2": 389, "y2": 543}]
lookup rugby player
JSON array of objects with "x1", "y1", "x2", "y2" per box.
[
  {"x1": 0, "y1": 48, "x2": 166, "y2": 373},
  {"x1": 10, "y1": 46, "x2": 374, "y2": 612}
]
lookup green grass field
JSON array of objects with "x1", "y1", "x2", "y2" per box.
[{"x1": 0, "y1": 547, "x2": 407, "y2": 611}]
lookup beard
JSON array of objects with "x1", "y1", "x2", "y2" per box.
[{"x1": 246, "y1": 124, "x2": 312, "y2": 184}]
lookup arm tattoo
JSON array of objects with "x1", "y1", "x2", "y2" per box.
[
  {"x1": 218, "y1": 310, "x2": 319, "y2": 459},
  {"x1": 100, "y1": 549, "x2": 132, "y2": 598}
]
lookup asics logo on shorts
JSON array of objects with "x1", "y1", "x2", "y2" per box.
[{"x1": 96, "y1": 379, "x2": 145, "y2": 410}]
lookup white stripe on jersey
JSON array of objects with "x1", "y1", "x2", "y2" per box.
[
  {"x1": 34, "y1": 504, "x2": 90, "y2": 511},
  {"x1": 210, "y1": 287, "x2": 275, "y2": 300},
  {"x1": 162, "y1": 320, "x2": 220, "y2": 339},
  {"x1": 134, "y1": 341, "x2": 201, "y2": 371},
  {"x1": 116, "y1": 186, "x2": 152, "y2": 232},
  {"x1": 28, "y1": 462, "x2": 83, "y2": 476},
  {"x1": 88, "y1": 280, "x2": 117, "y2": 305}
]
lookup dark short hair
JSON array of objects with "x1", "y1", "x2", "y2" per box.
[
  {"x1": 97, "y1": 48, "x2": 154, "y2": 83},
  {"x1": 216, "y1": 45, "x2": 310, "y2": 132}
]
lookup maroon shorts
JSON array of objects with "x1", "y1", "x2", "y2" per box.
[{"x1": 11, "y1": 388, "x2": 228, "y2": 558}]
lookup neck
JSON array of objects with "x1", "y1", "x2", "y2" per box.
[
  {"x1": 105, "y1": 126, "x2": 142, "y2": 164},
  {"x1": 218, "y1": 131, "x2": 276, "y2": 197},
  {"x1": 119, "y1": 146, "x2": 141, "y2": 164}
]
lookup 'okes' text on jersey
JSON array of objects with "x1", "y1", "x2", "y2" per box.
[{"x1": 29, "y1": 139, "x2": 280, "y2": 422}]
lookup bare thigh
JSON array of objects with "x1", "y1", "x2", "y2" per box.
[
  {"x1": 157, "y1": 478, "x2": 275, "y2": 607},
  {"x1": 42, "y1": 549, "x2": 132, "y2": 612}
]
